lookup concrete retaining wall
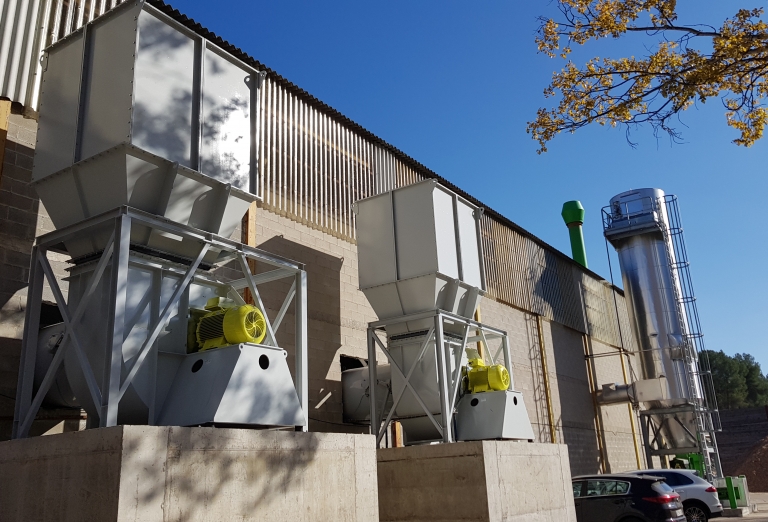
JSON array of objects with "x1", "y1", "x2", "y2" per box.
[
  {"x1": 377, "y1": 441, "x2": 576, "y2": 522},
  {"x1": 0, "y1": 426, "x2": 379, "y2": 522}
]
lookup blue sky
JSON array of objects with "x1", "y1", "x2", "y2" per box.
[{"x1": 172, "y1": 0, "x2": 768, "y2": 372}]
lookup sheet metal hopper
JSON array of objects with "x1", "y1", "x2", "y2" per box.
[{"x1": 31, "y1": 0, "x2": 261, "y2": 262}]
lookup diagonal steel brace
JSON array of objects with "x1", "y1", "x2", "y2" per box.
[{"x1": 18, "y1": 238, "x2": 115, "y2": 437}]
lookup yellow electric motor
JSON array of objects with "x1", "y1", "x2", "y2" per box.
[
  {"x1": 195, "y1": 298, "x2": 267, "y2": 351},
  {"x1": 466, "y1": 358, "x2": 510, "y2": 393}
]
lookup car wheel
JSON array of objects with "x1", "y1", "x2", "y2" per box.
[{"x1": 683, "y1": 502, "x2": 709, "y2": 522}]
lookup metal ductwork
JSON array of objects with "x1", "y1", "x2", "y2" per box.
[
  {"x1": 344, "y1": 180, "x2": 534, "y2": 446},
  {"x1": 14, "y1": 1, "x2": 310, "y2": 439}
]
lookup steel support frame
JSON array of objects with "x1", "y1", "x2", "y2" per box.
[
  {"x1": 366, "y1": 309, "x2": 512, "y2": 448},
  {"x1": 638, "y1": 407, "x2": 709, "y2": 466},
  {"x1": 13, "y1": 206, "x2": 309, "y2": 438}
]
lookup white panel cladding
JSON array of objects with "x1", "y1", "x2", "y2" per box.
[
  {"x1": 79, "y1": 2, "x2": 139, "y2": 159},
  {"x1": 32, "y1": 33, "x2": 83, "y2": 180},
  {"x1": 355, "y1": 191, "x2": 397, "y2": 288},
  {"x1": 200, "y1": 47, "x2": 252, "y2": 191},
  {"x1": 432, "y1": 185, "x2": 459, "y2": 279},
  {"x1": 457, "y1": 199, "x2": 482, "y2": 289},
  {"x1": 133, "y1": 9, "x2": 196, "y2": 167},
  {"x1": 393, "y1": 181, "x2": 440, "y2": 280}
]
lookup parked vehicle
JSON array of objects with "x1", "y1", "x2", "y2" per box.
[
  {"x1": 626, "y1": 469, "x2": 723, "y2": 521},
  {"x1": 572, "y1": 474, "x2": 686, "y2": 522}
]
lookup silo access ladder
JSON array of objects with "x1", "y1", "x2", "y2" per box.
[{"x1": 657, "y1": 195, "x2": 723, "y2": 481}]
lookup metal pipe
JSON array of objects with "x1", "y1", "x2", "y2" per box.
[
  {"x1": 595, "y1": 383, "x2": 634, "y2": 405},
  {"x1": 583, "y1": 334, "x2": 609, "y2": 473},
  {"x1": 536, "y1": 315, "x2": 557, "y2": 444},
  {"x1": 562, "y1": 200, "x2": 588, "y2": 268},
  {"x1": 619, "y1": 347, "x2": 644, "y2": 468}
]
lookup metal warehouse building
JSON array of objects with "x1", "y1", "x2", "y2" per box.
[{"x1": 0, "y1": 0, "x2": 645, "y2": 483}]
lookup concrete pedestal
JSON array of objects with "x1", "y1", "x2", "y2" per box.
[
  {"x1": 377, "y1": 441, "x2": 576, "y2": 522},
  {"x1": 0, "y1": 426, "x2": 378, "y2": 522}
]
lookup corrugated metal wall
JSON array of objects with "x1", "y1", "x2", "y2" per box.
[
  {"x1": 257, "y1": 77, "x2": 424, "y2": 240},
  {"x1": 0, "y1": 0, "x2": 124, "y2": 109},
  {"x1": 6, "y1": 0, "x2": 635, "y2": 350}
]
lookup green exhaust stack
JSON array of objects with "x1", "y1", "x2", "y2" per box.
[{"x1": 562, "y1": 201, "x2": 588, "y2": 269}]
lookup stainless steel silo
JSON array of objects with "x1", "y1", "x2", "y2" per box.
[
  {"x1": 605, "y1": 189, "x2": 700, "y2": 404},
  {"x1": 604, "y1": 188, "x2": 720, "y2": 477}
]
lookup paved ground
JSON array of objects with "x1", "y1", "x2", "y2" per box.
[{"x1": 727, "y1": 491, "x2": 768, "y2": 520}]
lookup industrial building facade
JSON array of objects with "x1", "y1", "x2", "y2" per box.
[{"x1": 0, "y1": 0, "x2": 644, "y2": 476}]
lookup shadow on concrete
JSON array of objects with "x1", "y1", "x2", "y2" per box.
[
  {"x1": 252, "y1": 235, "x2": 351, "y2": 433},
  {"x1": 550, "y1": 320, "x2": 608, "y2": 476},
  {"x1": 121, "y1": 427, "x2": 321, "y2": 519}
]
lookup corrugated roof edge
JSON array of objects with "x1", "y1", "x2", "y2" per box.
[{"x1": 147, "y1": 0, "x2": 623, "y2": 296}]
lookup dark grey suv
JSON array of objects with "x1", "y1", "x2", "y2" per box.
[{"x1": 572, "y1": 474, "x2": 687, "y2": 522}]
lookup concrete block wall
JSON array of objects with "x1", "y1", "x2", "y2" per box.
[
  {"x1": 590, "y1": 338, "x2": 644, "y2": 472},
  {"x1": 0, "y1": 114, "x2": 72, "y2": 439},
  {"x1": 244, "y1": 205, "x2": 379, "y2": 432}
]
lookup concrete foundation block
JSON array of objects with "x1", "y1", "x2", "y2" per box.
[
  {"x1": 0, "y1": 426, "x2": 379, "y2": 522},
  {"x1": 377, "y1": 441, "x2": 576, "y2": 522}
]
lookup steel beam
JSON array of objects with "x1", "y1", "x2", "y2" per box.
[
  {"x1": 294, "y1": 270, "x2": 308, "y2": 432},
  {"x1": 367, "y1": 328, "x2": 378, "y2": 440},
  {"x1": 434, "y1": 314, "x2": 453, "y2": 443},
  {"x1": 102, "y1": 215, "x2": 131, "y2": 427},
  {"x1": 116, "y1": 242, "x2": 210, "y2": 404},
  {"x1": 12, "y1": 246, "x2": 44, "y2": 439}
]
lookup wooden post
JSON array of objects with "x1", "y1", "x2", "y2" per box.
[
  {"x1": 474, "y1": 307, "x2": 484, "y2": 359},
  {"x1": 0, "y1": 100, "x2": 12, "y2": 182},
  {"x1": 391, "y1": 420, "x2": 404, "y2": 447},
  {"x1": 241, "y1": 202, "x2": 258, "y2": 304}
]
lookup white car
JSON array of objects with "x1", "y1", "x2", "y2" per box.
[{"x1": 627, "y1": 469, "x2": 723, "y2": 521}]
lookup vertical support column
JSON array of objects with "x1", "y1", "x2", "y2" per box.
[
  {"x1": 433, "y1": 313, "x2": 453, "y2": 443},
  {"x1": 501, "y1": 333, "x2": 514, "y2": 391},
  {"x1": 367, "y1": 327, "x2": 378, "y2": 444},
  {"x1": 618, "y1": 347, "x2": 643, "y2": 469},
  {"x1": 640, "y1": 414, "x2": 654, "y2": 471},
  {"x1": 146, "y1": 269, "x2": 162, "y2": 425},
  {"x1": 12, "y1": 246, "x2": 44, "y2": 438},
  {"x1": 583, "y1": 333, "x2": 610, "y2": 473},
  {"x1": 101, "y1": 214, "x2": 131, "y2": 427},
  {"x1": 294, "y1": 269, "x2": 308, "y2": 432}
]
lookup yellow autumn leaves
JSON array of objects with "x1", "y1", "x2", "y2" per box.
[{"x1": 529, "y1": 1, "x2": 768, "y2": 153}]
